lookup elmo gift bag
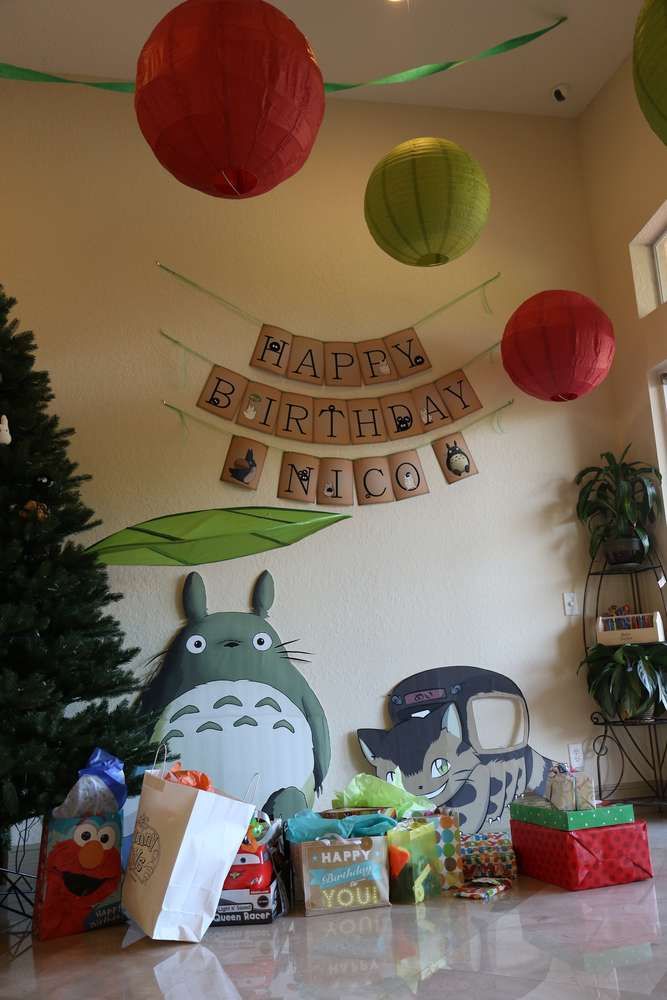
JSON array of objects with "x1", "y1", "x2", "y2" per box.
[
  {"x1": 122, "y1": 767, "x2": 254, "y2": 941},
  {"x1": 33, "y1": 812, "x2": 123, "y2": 941}
]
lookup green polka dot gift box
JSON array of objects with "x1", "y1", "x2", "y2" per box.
[{"x1": 509, "y1": 800, "x2": 634, "y2": 831}]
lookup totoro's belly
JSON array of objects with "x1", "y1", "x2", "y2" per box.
[{"x1": 152, "y1": 679, "x2": 314, "y2": 811}]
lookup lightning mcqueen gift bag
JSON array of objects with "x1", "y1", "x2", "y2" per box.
[
  {"x1": 213, "y1": 819, "x2": 288, "y2": 926},
  {"x1": 510, "y1": 819, "x2": 653, "y2": 891},
  {"x1": 33, "y1": 812, "x2": 124, "y2": 941}
]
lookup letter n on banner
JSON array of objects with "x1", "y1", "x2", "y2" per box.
[
  {"x1": 278, "y1": 453, "x2": 320, "y2": 504},
  {"x1": 198, "y1": 366, "x2": 248, "y2": 421},
  {"x1": 353, "y1": 457, "x2": 395, "y2": 506}
]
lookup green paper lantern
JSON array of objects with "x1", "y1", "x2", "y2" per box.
[
  {"x1": 364, "y1": 137, "x2": 490, "y2": 267},
  {"x1": 634, "y1": 0, "x2": 667, "y2": 146}
]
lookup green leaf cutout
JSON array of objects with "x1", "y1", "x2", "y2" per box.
[{"x1": 87, "y1": 507, "x2": 350, "y2": 566}]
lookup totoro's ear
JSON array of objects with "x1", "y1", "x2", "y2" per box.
[
  {"x1": 440, "y1": 703, "x2": 462, "y2": 739},
  {"x1": 183, "y1": 572, "x2": 207, "y2": 622},
  {"x1": 252, "y1": 570, "x2": 274, "y2": 618},
  {"x1": 357, "y1": 729, "x2": 384, "y2": 763}
]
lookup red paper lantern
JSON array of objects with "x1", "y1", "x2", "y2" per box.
[
  {"x1": 135, "y1": 0, "x2": 325, "y2": 199},
  {"x1": 501, "y1": 290, "x2": 615, "y2": 402}
]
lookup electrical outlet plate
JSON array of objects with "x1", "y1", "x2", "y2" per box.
[
  {"x1": 562, "y1": 591, "x2": 578, "y2": 616},
  {"x1": 568, "y1": 742, "x2": 585, "y2": 771}
]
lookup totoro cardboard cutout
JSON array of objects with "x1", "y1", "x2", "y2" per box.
[
  {"x1": 141, "y1": 571, "x2": 330, "y2": 819},
  {"x1": 358, "y1": 666, "x2": 562, "y2": 835}
]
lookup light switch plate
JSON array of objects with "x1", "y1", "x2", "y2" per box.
[{"x1": 563, "y1": 591, "x2": 579, "y2": 616}]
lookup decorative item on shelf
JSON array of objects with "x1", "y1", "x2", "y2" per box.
[
  {"x1": 596, "y1": 611, "x2": 665, "y2": 646},
  {"x1": 634, "y1": 0, "x2": 667, "y2": 147},
  {"x1": 501, "y1": 289, "x2": 615, "y2": 401},
  {"x1": 578, "y1": 642, "x2": 667, "y2": 721},
  {"x1": 134, "y1": 0, "x2": 324, "y2": 199},
  {"x1": 140, "y1": 570, "x2": 331, "y2": 819},
  {"x1": 0, "y1": 414, "x2": 10, "y2": 444},
  {"x1": 87, "y1": 508, "x2": 349, "y2": 566},
  {"x1": 364, "y1": 138, "x2": 490, "y2": 267},
  {"x1": 19, "y1": 499, "x2": 49, "y2": 522},
  {"x1": 575, "y1": 445, "x2": 662, "y2": 566},
  {"x1": 358, "y1": 666, "x2": 564, "y2": 834}
]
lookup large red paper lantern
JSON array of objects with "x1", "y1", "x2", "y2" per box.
[
  {"x1": 135, "y1": 0, "x2": 325, "y2": 199},
  {"x1": 501, "y1": 290, "x2": 615, "y2": 402}
]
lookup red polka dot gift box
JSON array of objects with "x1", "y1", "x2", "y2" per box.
[{"x1": 510, "y1": 819, "x2": 653, "y2": 891}]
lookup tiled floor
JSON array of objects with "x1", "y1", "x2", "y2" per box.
[{"x1": 3, "y1": 814, "x2": 667, "y2": 999}]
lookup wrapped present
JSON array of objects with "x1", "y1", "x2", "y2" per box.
[
  {"x1": 298, "y1": 836, "x2": 390, "y2": 916},
  {"x1": 460, "y1": 832, "x2": 517, "y2": 881},
  {"x1": 510, "y1": 819, "x2": 653, "y2": 891},
  {"x1": 453, "y1": 877, "x2": 513, "y2": 901},
  {"x1": 547, "y1": 770, "x2": 576, "y2": 810},
  {"x1": 428, "y1": 813, "x2": 464, "y2": 891},
  {"x1": 509, "y1": 800, "x2": 634, "y2": 831},
  {"x1": 33, "y1": 812, "x2": 124, "y2": 941},
  {"x1": 574, "y1": 772, "x2": 596, "y2": 810}
]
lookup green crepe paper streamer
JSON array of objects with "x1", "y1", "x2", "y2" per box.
[
  {"x1": 87, "y1": 506, "x2": 350, "y2": 566},
  {"x1": 0, "y1": 16, "x2": 566, "y2": 96},
  {"x1": 324, "y1": 16, "x2": 567, "y2": 93}
]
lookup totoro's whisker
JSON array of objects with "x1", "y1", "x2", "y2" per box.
[
  {"x1": 280, "y1": 656, "x2": 312, "y2": 664},
  {"x1": 274, "y1": 639, "x2": 300, "y2": 649},
  {"x1": 278, "y1": 650, "x2": 313, "y2": 657}
]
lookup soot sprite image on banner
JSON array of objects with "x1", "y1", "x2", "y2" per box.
[{"x1": 140, "y1": 570, "x2": 330, "y2": 819}]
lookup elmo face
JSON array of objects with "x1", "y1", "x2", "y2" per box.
[{"x1": 40, "y1": 817, "x2": 121, "y2": 939}]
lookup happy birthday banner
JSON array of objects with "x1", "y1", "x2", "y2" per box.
[{"x1": 197, "y1": 360, "x2": 481, "y2": 444}]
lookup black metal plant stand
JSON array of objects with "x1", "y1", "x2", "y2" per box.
[
  {"x1": 591, "y1": 714, "x2": 667, "y2": 805},
  {"x1": 584, "y1": 550, "x2": 667, "y2": 806}
]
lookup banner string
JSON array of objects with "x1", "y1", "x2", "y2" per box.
[
  {"x1": 156, "y1": 261, "x2": 501, "y2": 336},
  {"x1": 161, "y1": 397, "x2": 514, "y2": 458},
  {"x1": 0, "y1": 17, "x2": 566, "y2": 96},
  {"x1": 158, "y1": 327, "x2": 501, "y2": 374}
]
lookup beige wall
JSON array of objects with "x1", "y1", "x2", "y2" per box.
[
  {"x1": 580, "y1": 59, "x2": 667, "y2": 476},
  {"x1": 2, "y1": 81, "x2": 616, "y2": 801}
]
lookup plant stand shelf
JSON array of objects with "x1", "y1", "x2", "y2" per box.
[
  {"x1": 591, "y1": 712, "x2": 667, "y2": 806},
  {"x1": 582, "y1": 553, "x2": 667, "y2": 652}
]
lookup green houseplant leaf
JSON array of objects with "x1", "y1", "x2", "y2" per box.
[
  {"x1": 580, "y1": 642, "x2": 667, "y2": 720},
  {"x1": 87, "y1": 507, "x2": 351, "y2": 566},
  {"x1": 575, "y1": 445, "x2": 662, "y2": 560}
]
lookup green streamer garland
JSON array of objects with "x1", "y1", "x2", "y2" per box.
[{"x1": 0, "y1": 16, "x2": 566, "y2": 96}]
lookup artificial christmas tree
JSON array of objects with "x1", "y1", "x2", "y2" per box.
[{"x1": 0, "y1": 286, "x2": 155, "y2": 827}]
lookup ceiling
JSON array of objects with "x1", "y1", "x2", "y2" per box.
[{"x1": 0, "y1": 0, "x2": 642, "y2": 117}]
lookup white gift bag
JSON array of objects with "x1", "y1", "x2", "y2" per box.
[{"x1": 121, "y1": 769, "x2": 254, "y2": 942}]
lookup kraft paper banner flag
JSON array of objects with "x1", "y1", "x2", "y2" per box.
[
  {"x1": 354, "y1": 457, "x2": 395, "y2": 506},
  {"x1": 277, "y1": 453, "x2": 320, "y2": 504},
  {"x1": 221, "y1": 436, "x2": 268, "y2": 491},
  {"x1": 287, "y1": 336, "x2": 325, "y2": 386},
  {"x1": 324, "y1": 343, "x2": 363, "y2": 387},
  {"x1": 197, "y1": 366, "x2": 248, "y2": 422}
]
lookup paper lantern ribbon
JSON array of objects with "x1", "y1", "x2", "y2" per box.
[{"x1": 0, "y1": 16, "x2": 566, "y2": 95}]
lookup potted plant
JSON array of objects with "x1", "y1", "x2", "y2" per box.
[
  {"x1": 579, "y1": 642, "x2": 667, "y2": 720},
  {"x1": 575, "y1": 446, "x2": 662, "y2": 566}
]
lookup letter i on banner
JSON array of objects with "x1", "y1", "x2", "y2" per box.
[
  {"x1": 277, "y1": 453, "x2": 320, "y2": 504},
  {"x1": 317, "y1": 458, "x2": 355, "y2": 506},
  {"x1": 198, "y1": 366, "x2": 248, "y2": 421},
  {"x1": 237, "y1": 382, "x2": 282, "y2": 434}
]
